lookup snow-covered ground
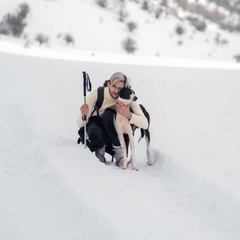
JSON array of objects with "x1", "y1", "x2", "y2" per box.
[{"x1": 1, "y1": 41, "x2": 240, "y2": 240}]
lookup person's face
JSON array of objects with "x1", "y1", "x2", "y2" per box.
[{"x1": 108, "y1": 81, "x2": 125, "y2": 99}]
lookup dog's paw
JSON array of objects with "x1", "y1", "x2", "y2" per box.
[
  {"x1": 119, "y1": 164, "x2": 127, "y2": 170},
  {"x1": 132, "y1": 165, "x2": 139, "y2": 171}
]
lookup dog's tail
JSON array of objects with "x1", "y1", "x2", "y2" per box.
[
  {"x1": 137, "y1": 129, "x2": 144, "y2": 143},
  {"x1": 138, "y1": 128, "x2": 150, "y2": 144},
  {"x1": 133, "y1": 125, "x2": 144, "y2": 143}
]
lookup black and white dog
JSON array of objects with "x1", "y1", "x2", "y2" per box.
[{"x1": 114, "y1": 87, "x2": 152, "y2": 171}]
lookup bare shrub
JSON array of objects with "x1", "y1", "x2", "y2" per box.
[
  {"x1": 118, "y1": 8, "x2": 128, "y2": 22},
  {"x1": 0, "y1": 3, "x2": 30, "y2": 37},
  {"x1": 154, "y1": 8, "x2": 163, "y2": 19},
  {"x1": 161, "y1": 0, "x2": 169, "y2": 8},
  {"x1": 127, "y1": 21, "x2": 138, "y2": 32},
  {"x1": 234, "y1": 54, "x2": 240, "y2": 62},
  {"x1": 142, "y1": 1, "x2": 149, "y2": 11},
  {"x1": 64, "y1": 33, "x2": 74, "y2": 45},
  {"x1": 186, "y1": 16, "x2": 206, "y2": 31},
  {"x1": 57, "y1": 33, "x2": 74, "y2": 45},
  {"x1": 95, "y1": 0, "x2": 108, "y2": 8},
  {"x1": 35, "y1": 33, "x2": 49, "y2": 45},
  {"x1": 177, "y1": 39, "x2": 183, "y2": 45},
  {"x1": 122, "y1": 37, "x2": 137, "y2": 53},
  {"x1": 214, "y1": 33, "x2": 228, "y2": 46},
  {"x1": 175, "y1": 24, "x2": 185, "y2": 35},
  {"x1": 18, "y1": 3, "x2": 30, "y2": 19}
]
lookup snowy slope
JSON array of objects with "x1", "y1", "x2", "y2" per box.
[{"x1": 1, "y1": 42, "x2": 240, "y2": 240}]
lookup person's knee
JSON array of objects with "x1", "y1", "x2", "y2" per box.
[{"x1": 87, "y1": 125, "x2": 104, "y2": 149}]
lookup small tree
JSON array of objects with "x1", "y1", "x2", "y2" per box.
[
  {"x1": 18, "y1": 3, "x2": 30, "y2": 19},
  {"x1": 127, "y1": 21, "x2": 138, "y2": 32},
  {"x1": 175, "y1": 24, "x2": 185, "y2": 35},
  {"x1": 0, "y1": 3, "x2": 30, "y2": 37},
  {"x1": 35, "y1": 33, "x2": 49, "y2": 45},
  {"x1": 142, "y1": 0, "x2": 149, "y2": 11},
  {"x1": 234, "y1": 54, "x2": 240, "y2": 63},
  {"x1": 122, "y1": 37, "x2": 137, "y2": 54},
  {"x1": 95, "y1": 0, "x2": 108, "y2": 8},
  {"x1": 161, "y1": 0, "x2": 169, "y2": 7},
  {"x1": 154, "y1": 8, "x2": 163, "y2": 19},
  {"x1": 186, "y1": 16, "x2": 207, "y2": 32},
  {"x1": 118, "y1": 8, "x2": 128, "y2": 22},
  {"x1": 64, "y1": 33, "x2": 74, "y2": 45}
]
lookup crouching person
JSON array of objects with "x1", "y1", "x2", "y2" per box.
[{"x1": 77, "y1": 72, "x2": 148, "y2": 165}]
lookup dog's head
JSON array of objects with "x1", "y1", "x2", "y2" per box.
[{"x1": 118, "y1": 87, "x2": 138, "y2": 104}]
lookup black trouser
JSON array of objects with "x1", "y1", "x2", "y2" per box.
[
  {"x1": 101, "y1": 109, "x2": 120, "y2": 147},
  {"x1": 101, "y1": 109, "x2": 129, "y2": 156},
  {"x1": 78, "y1": 109, "x2": 120, "y2": 153}
]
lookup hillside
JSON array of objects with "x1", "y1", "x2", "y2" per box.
[{"x1": 0, "y1": 0, "x2": 240, "y2": 62}]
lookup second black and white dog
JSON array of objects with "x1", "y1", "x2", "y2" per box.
[{"x1": 114, "y1": 87, "x2": 152, "y2": 171}]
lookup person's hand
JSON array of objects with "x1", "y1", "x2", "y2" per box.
[
  {"x1": 116, "y1": 101, "x2": 132, "y2": 120},
  {"x1": 80, "y1": 104, "x2": 89, "y2": 119}
]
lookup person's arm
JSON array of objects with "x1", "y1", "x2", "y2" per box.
[
  {"x1": 116, "y1": 101, "x2": 148, "y2": 129},
  {"x1": 129, "y1": 102, "x2": 148, "y2": 129}
]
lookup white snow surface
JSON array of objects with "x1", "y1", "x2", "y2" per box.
[{"x1": 1, "y1": 41, "x2": 240, "y2": 240}]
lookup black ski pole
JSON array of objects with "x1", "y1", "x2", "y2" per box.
[{"x1": 82, "y1": 71, "x2": 92, "y2": 148}]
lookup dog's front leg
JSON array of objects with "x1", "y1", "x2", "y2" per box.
[
  {"x1": 115, "y1": 119, "x2": 128, "y2": 170},
  {"x1": 119, "y1": 136, "x2": 128, "y2": 170},
  {"x1": 128, "y1": 134, "x2": 138, "y2": 171},
  {"x1": 125, "y1": 122, "x2": 138, "y2": 171}
]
